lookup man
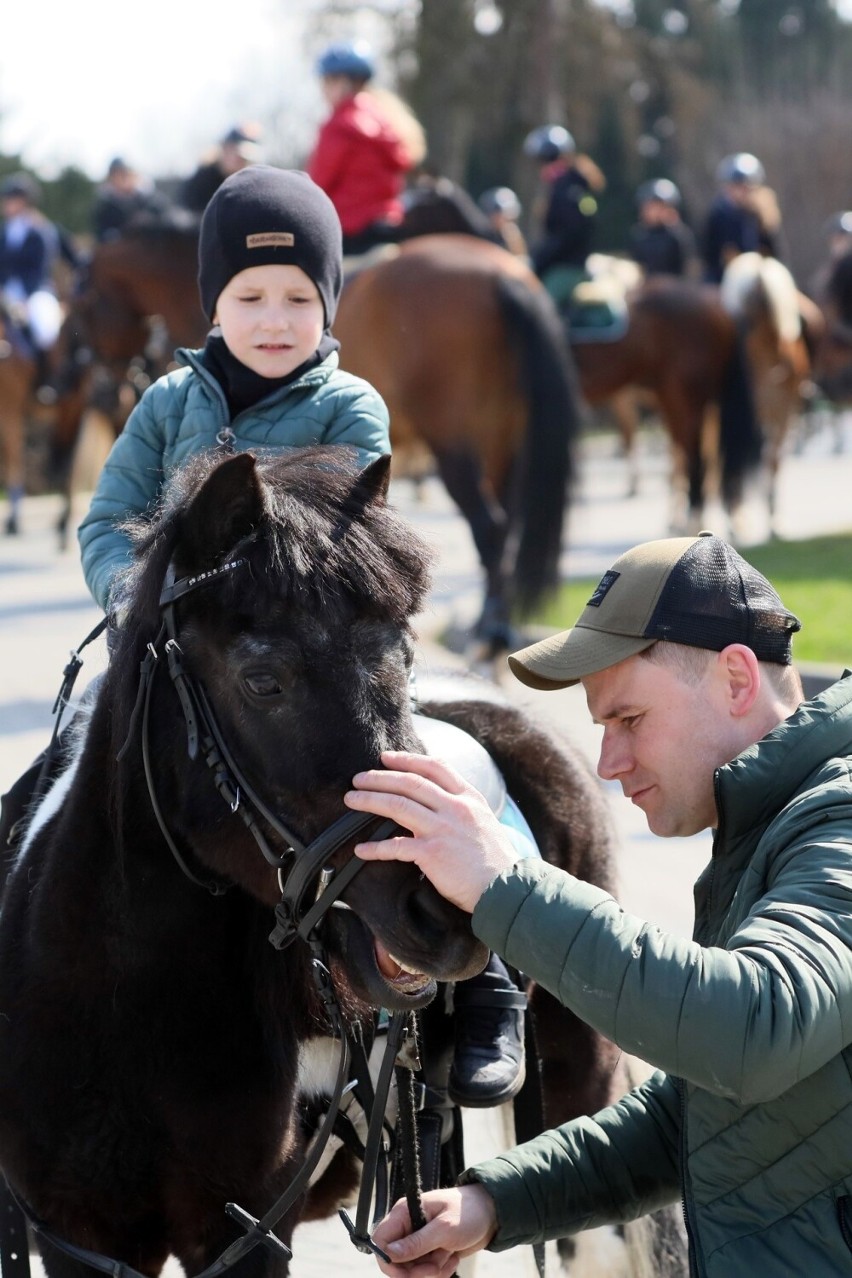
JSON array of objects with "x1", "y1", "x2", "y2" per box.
[
  {"x1": 179, "y1": 124, "x2": 262, "y2": 215},
  {"x1": 91, "y1": 157, "x2": 167, "y2": 242},
  {"x1": 344, "y1": 532, "x2": 852, "y2": 1277}
]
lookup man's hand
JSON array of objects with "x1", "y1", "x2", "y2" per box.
[
  {"x1": 344, "y1": 751, "x2": 519, "y2": 914},
  {"x1": 371, "y1": 1184, "x2": 498, "y2": 1276}
]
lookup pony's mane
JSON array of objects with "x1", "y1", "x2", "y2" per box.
[{"x1": 108, "y1": 447, "x2": 433, "y2": 754}]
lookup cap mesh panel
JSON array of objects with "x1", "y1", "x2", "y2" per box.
[{"x1": 646, "y1": 539, "x2": 800, "y2": 662}]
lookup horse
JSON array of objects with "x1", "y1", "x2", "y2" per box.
[
  {"x1": 808, "y1": 245, "x2": 852, "y2": 407},
  {"x1": 0, "y1": 311, "x2": 36, "y2": 534},
  {"x1": 334, "y1": 234, "x2": 580, "y2": 649},
  {"x1": 53, "y1": 224, "x2": 581, "y2": 653},
  {"x1": 566, "y1": 273, "x2": 764, "y2": 536},
  {"x1": 47, "y1": 220, "x2": 210, "y2": 545},
  {"x1": 0, "y1": 446, "x2": 685, "y2": 1277},
  {"x1": 718, "y1": 252, "x2": 813, "y2": 537}
]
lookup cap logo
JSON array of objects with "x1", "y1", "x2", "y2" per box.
[
  {"x1": 246, "y1": 232, "x2": 294, "y2": 248},
  {"x1": 587, "y1": 569, "x2": 620, "y2": 607}
]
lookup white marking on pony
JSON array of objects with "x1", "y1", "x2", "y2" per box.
[
  {"x1": 720, "y1": 251, "x2": 802, "y2": 342},
  {"x1": 298, "y1": 1030, "x2": 400, "y2": 1188},
  {"x1": 297, "y1": 1035, "x2": 341, "y2": 1100},
  {"x1": 16, "y1": 701, "x2": 94, "y2": 863}
]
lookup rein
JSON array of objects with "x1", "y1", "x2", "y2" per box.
[{"x1": 18, "y1": 553, "x2": 429, "y2": 1276}]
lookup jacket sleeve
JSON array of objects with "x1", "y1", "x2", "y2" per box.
[
  {"x1": 77, "y1": 389, "x2": 168, "y2": 612},
  {"x1": 459, "y1": 1071, "x2": 681, "y2": 1249},
  {"x1": 472, "y1": 839, "x2": 852, "y2": 1106},
  {"x1": 307, "y1": 121, "x2": 349, "y2": 200}
]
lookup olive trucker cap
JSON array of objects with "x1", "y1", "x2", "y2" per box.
[{"x1": 508, "y1": 533, "x2": 801, "y2": 690}]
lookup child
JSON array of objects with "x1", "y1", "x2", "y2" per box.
[
  {"x1": 629, "y1": 178, "x2": 699, "y2": 279},
  {"x1": 75, "y1": 163, "x2": 525, "y2": 1108},
  {"x1": 78, "y1": 165, "x2": 391, "y2": 614}
]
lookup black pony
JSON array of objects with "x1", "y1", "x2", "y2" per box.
[{"x1": 0, "y1": 447, "x2": 680, "y2": 1276}]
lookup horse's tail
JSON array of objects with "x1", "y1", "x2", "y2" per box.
[
  {"x1": 718, "y1": 325, "x2": 763, "y2": 507},
  {"x1": 496, "y1": 273, "x2": 581, "y2": 615}
]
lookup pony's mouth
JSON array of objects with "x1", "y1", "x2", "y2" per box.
[{"x1": 373, "y1": 936, "x2": 432, "y2": 996}]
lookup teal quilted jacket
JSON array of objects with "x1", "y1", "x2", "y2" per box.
[
  {"x1": 78, "y1": 347, "x2": 390, "y2": 612},
  {"x1": 464, "y1": 674, "x2": 852, "y2": 1276}
]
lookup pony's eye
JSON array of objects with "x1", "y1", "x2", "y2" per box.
[{"x1": 244, "y1": 672, "x2": 283, "y2": 698}]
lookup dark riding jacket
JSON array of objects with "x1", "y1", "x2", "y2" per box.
[
  {"x1": 463, "y1": 674, "x2": 852, "y2": 1276},
  {"x1": 77, "y1": 347, "x2": 390, "y2": 613}
]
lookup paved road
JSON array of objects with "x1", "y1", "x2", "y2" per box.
[{"x1": 1, "y1": 416, "x2": 850, "y2": 1276}]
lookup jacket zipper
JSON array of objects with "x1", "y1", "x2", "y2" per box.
[
  {"x1": 839, "y1": 1196, "x2": 852, "y2": 1253},
  {"x1": 677, "y1": 1076, "x2": 702, "y2": 1277}
]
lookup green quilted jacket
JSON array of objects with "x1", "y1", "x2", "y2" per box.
[
  {"x1": 77, "y1": 347, "x2": 390, "y2": 613},
  {"x1": 464, "y1": 674, "x2": 852, "y2": 1276}
]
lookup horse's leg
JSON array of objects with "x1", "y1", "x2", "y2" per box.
[
  {"x1": 431, "y1": 447, "x2": 514, "y2": 652},
  {"x1": 608, "y1": 387, "x2": 641, "y2": 497},
  {"x1": 657, "y1": 387, "x2": 709, "y2": 535},
  {"x1": 1, "y1": 375, "x2": 31, "y2": 537}
]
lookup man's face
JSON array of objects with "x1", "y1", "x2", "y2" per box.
[{"x1": 583, "y1": 652, "x2": 734, "y2": 837}]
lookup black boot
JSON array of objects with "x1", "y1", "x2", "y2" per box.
[
  {"x1": 32, "y1": 347, "x2": 58, "y2": 405},
  {"x1": 448, "y1": 952, "x2": 527, "y2": 1108}
]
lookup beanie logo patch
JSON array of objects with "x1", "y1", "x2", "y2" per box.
[{"x1": 246, "y1": 232, "x2": 294, "y2": 248}]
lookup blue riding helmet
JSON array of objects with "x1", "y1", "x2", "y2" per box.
[
  {"x1": 316, "y1": 40, "x2": 375, "y2": 82},
  {"x1": 478, "y1": 186, "x2": 522, "y2": 219},
  {"x1": 637, "y1": 178, "x2": 681, "y2": 207},
  {"x1": 715, "y1": 152, "x2": 765, "y2": 187},
  {"x1": 523, "y1": 125, "x2": 575, "y2": 163}
]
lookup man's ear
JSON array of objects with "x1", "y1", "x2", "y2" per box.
[{"x1": 719, "y1": 644, "x2": 761, "y2": 717}]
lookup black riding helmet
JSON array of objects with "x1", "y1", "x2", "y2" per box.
[
  {"x1": 715, "y1": 153, "x2": 765, "y2": 187},
  {"x1": 478, "y1": 187, "x2": 522, "y2": 219},
  {"x1": 523, "y1": 125, "x2": 575, "y2": 164},
  {"x1": 636, "y1": 178, "x2": 681, "y2": 207}
]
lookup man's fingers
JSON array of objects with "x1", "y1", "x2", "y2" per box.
[{"x1": 379, "y1": 751, "x2": 468, "y2": 793}]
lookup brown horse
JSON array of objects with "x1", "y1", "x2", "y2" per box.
[
  {"x1": 333, "y1": 234, "x2": 580, "y2": 648},
  {"x1": 47, "y1": 221, "x2": 209, "y2": 544},
  {"x1": 0, "y1": 314, "x2": 35, "y2": 534},
  {"x1": 568, "y1": 274, "x2": 764, "y2": 536}
]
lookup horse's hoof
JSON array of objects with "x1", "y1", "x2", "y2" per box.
[{"x1": 4, "y1": 514, "x2": 19, "y2": 536}]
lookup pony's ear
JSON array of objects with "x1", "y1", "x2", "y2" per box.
[
  {"x1": 176, "y1": 453, "x2": 264, "y2": 571},
  {"x1": 352, "y1": 454, "x2": 391, "y2": 506}
]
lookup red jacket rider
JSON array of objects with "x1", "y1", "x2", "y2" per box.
[{"x1": 308, "y1": 42, "x2": 421, "y2": 251}]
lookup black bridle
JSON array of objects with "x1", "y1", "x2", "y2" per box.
[{"x1": 17, "y1": 553, "x2": 430, "y2": 1278}]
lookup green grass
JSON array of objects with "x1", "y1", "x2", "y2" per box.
[{"x1": 528, "y1": 532, "x2": 852, "y2": 669}]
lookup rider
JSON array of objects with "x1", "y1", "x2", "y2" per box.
[
  {"x1": 179, "y1": 123, "x2": 263, "y2": 215},
  {"x1": 628, "y1": 178, "x2": 699, "y2": 278},
  {"x1": 701, "y1": 152, "x2": 766, "y2": 283},
  {"x1": 91, "y1": 157, "x2": 168, "y2": 242},
  {"x1": 73, "y1": 163, "x2": 527, "y2": 1109},
  {"x1": 307, "y1": 40, "x2": 426, "y2": 255},
  {"x1": 477, "y1": 187, "x2": 528, "y2": 258},
  {"x1": 522, "y1": 124, "x2": 603, "y2": 306},
  {"x1": 0, "y1": 171, "x2": 63, "y2": 401}
]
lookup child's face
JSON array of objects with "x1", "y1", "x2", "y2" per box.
[{"x1": 214, "y1": 264, "x2": 325, "y2": 378}]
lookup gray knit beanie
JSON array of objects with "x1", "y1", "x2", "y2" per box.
[{"x1": 198, "y1": 166, "x2": 343, "y2": 326}]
